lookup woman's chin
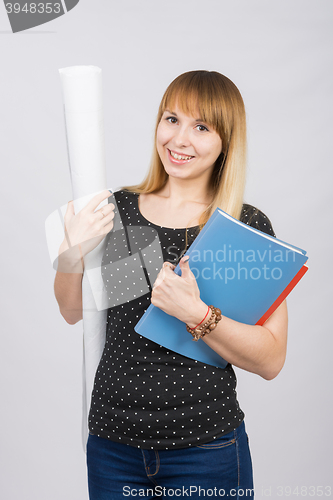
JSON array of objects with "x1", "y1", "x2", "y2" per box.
[{"x1": 163, "y1": 167, "x2": 189, "y2": 180}]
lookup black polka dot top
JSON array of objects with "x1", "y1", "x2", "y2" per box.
[{"x1": 88, "y1": 190, "x2": 275, "y2": 449}]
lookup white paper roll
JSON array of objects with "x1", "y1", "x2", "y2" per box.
[
  {"x1": 59, "y1": 65, "x2": 108, "y2": 449},
  {"x1": 59, "y1": 66, "x2": 107, "y2": 203}
]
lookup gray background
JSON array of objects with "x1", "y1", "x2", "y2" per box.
[{"x1": 1, "y1": 1, "x2": 332, "y2": 499}]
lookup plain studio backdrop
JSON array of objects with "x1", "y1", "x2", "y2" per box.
[{"x1": 0, "y1": 1, "x2": 332, "y2": 499}]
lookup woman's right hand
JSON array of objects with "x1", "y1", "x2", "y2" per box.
[{"x1": 58, "y1": 190, "x2": 115, "y2": 271}]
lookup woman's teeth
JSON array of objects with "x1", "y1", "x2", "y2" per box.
[{"x1": 170, "y1": 150, "x2": 193, "y2": 161}]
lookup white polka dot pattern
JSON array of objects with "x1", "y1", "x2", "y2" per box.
[{"x1": 88, "y1": 191, "x2": 275, "y2": 449}]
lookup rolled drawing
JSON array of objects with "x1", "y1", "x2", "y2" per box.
[{"x1": 59, "y1": 65, "x2": 108, "y2": 448}]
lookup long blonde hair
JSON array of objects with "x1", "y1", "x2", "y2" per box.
[{"x1": 123, "y1": 70, "x2": 247, "y2": 227}]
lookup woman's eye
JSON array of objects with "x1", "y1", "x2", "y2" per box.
[
  {"x1": 166, "y1": 116, "x2": 177, "y2": 124},
  {"x1": 196, "y1": 124, "x2": 209, "y2": 132}
]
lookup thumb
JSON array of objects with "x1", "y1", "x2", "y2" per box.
[
  {"x1": 179, "y1": 256, "x2": 192, "y2": 279},
  {"x1": 63, "y1": 201, "x2": 75, "y2": 236},
  {"x1": 64, "y1": 200, "x2": 75, "y2": 220}
]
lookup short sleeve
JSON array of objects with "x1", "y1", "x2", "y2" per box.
[{"x1": 240, "y1": 204, "x2": 276, "y2": 238}]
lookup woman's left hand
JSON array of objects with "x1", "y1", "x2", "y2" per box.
[{"x1": 151, "y1": 256, "x2": 208, "y2": 327}]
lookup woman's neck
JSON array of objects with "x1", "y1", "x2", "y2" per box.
[{"x1": 158, "y1": 177, "x2": 213, "y2": 206}]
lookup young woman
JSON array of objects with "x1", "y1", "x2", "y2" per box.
[{"x1": 54, "y1": 70, "x2": 288, "y2": 499}]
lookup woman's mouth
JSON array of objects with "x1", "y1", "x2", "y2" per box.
[{"x1": 167, "y1": 149, "x2": 195, "y2": 164}]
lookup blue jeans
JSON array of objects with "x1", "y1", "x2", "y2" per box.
[{"x1": 86, "y1": 420, "x2": 254, "y2": 499}]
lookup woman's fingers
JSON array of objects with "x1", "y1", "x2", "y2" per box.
[
  {"x1": 62, "y1": 192, "x2": 116, "y2": 257},
  {"x1": 153, "y1": 262, "x2": 176, "y2": 289},
  {"x1": 64, "y1": 200, "x2": 75, "y2": 224},
  {"x1": 101, "y1": 219, "x2": 115, "y2": 235},
  {"x1": 84, "y1": 189, "x2": 113, "y2": 214},
  {"x1": 163, "y1": 261, "x2": 175, "y2": 270},
  {"x1": 98, "y1": 209, "x2": 115, "y2": 232},
  {"x1": 96, "y1": 201, "x2": 115, "y2": 222}
]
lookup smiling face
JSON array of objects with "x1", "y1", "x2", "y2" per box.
[{"x1": 156, "y1": 105, "x2": 223, "y2": 185}]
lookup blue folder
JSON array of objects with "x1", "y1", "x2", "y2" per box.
[{"x1": 134, "y1": 208, "x2": 308, "y2": 368}]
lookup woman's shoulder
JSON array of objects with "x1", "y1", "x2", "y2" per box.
[
  {"x1": 240, "y1": 203, "x2": 276, "y2": 237},
  {"x1": 113, "y1": 188, "x2": 137, "y2": 197},
  {"x1": 113, "y1": 189, "x2": 138, "y2": 204}
]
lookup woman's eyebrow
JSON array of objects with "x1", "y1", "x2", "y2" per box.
[{"x1": 165, "y1": 109, "x2": 205, "y2": 122}]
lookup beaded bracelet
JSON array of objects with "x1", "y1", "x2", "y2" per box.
[
  {"x1": 192, "y1": 305, "x2": 210, "y2": 330},
  {"x1": 186, "y1": 305, "x2": 222, "y2": 342}
]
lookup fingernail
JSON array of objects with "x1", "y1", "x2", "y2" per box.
[{"x1": 183, "y1": 256, "x2": 190, "y2": 262}]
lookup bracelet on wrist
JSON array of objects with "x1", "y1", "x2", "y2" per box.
[
  {"x1": 192, "y1": 305, "x2": 210, "y2": 330},
  {"x1": 186, "y1": 305, "x2": 222, "y2": 342}
]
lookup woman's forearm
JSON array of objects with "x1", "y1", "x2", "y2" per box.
[
  {"x1": 54, "y1": 271, "x2": 83, "y2": 324},
  {"x1": 189, "y1": 300, "x2": 288, "y2": 380},
  {"x1": 152, "y1": 259, "x2": 288, "y2": 380},
  {"x1": 54, "y1": 240, "x2": 83, "y2": 324},
  {"x1": 53, "y1": 192, "x2": 115, "y2": 325}
]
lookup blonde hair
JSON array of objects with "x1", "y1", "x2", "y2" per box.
[{"x1": 123, "y1": 70, "x2": 247, "y2": 227}]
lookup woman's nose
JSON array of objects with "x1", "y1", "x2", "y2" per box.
[{"x1": 174, "y1": 126, "x2": 191, "y2": 147}]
